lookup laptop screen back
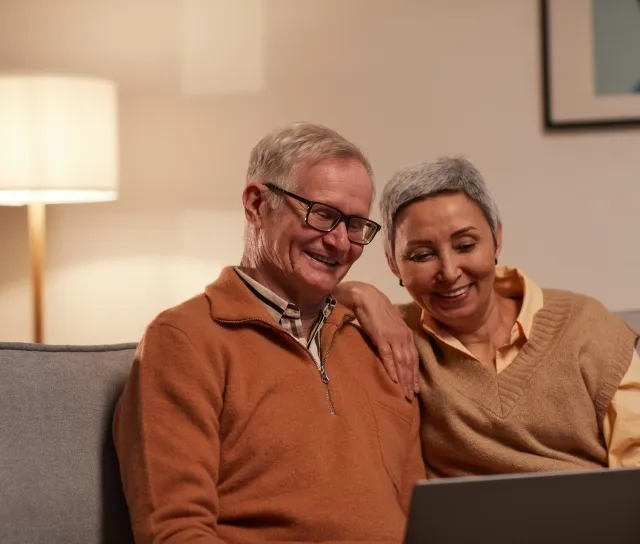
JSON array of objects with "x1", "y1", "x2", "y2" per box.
[{"x1": 404, "y1": 468, "x2": 640, "y2": 544}]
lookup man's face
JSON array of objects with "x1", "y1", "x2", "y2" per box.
[{"x1": 258, "y1": 157, "x2": 373, "y2": 306}]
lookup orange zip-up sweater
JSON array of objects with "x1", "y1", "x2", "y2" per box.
[{"x1": 113, "y1": 267, "x2": 425, "y2": 544}]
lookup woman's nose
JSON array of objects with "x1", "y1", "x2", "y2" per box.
[{"x1": 437, "y1": 253, "x2": 461, "y2": 283}]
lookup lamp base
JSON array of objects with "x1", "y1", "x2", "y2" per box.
[{"x1": 28, "y1": 203, "x2": 45, "y2": 343}]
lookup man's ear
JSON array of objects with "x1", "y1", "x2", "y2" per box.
[
  {"x1": 242, "y1": 183, "x2": 268, "y2": 229},
  {"x1": 385, "y1": 252, "x2": 400, "y2": 280}
]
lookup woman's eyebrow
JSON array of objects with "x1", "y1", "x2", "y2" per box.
[
  {"x1": 450, "y1": 226, "x2": 478, "y2": 238},
  {"x1": 404, "y1": 226, "x2": 479, "y2": 249}
]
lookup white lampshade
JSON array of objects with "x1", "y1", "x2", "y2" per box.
[{"x1": 0, "y1": 75, "x2": 118, "y2": 206}]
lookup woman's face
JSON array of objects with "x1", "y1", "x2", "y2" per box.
[{"x1": 390, "y1": 191, "x2": 501, "y2": 331}]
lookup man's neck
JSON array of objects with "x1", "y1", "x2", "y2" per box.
[{"x1": 236, "y1": 265, "x2": 327, "y2": 322}]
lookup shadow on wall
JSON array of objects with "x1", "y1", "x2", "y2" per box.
[
  {"x1": 0, "y1": 201, "x2": 246, "y2": 344},
  {"x1": 0, "y1": 207, "x2": 28, "y2": 290},
  {"x1": 0, "y1": 0, "x2": 435, "y2": 212},
  {"x1": 0, "y1": 0, "x2": 427, "y2": 343},
  {"x1": 0, "y1": 208, "x2": 31, "y2": 340},
  {"x1": 2, "y1": 0, "x2": 639, "y2": 342}
]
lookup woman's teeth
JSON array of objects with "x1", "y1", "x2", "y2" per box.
[{"x1": 440, "y1": 286, "x2": 470, "y2": 298}]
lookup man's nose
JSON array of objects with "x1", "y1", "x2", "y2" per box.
[{"x1": 323, "y1": 221, "x2": 351, "y2": 253}]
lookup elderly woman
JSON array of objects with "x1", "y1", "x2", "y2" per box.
[{"x1": 337, "y1": 157, "x2": 640, "y2": 477}]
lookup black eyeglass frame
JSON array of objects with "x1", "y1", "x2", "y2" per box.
[{"x1": 265, "y1": 183, "x2": 381, "y2": 245}]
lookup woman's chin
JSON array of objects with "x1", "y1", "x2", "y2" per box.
[{"x1": 429, "y1": 302, "x2": 478, "y2": 330}]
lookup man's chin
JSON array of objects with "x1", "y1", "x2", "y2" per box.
[
  {"x1": 297, "y1": 272, "x2": 344, "y2": 300},
  {"x1": 299, "y1": 261, "x2": 345, "y2": 287},
  {"x1": 305, "y1": 278, "x2": 340, "y2": 297}
]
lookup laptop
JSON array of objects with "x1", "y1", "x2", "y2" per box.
[{"x1": 404, "y1": 468, "x2": 640, "y2": 544}]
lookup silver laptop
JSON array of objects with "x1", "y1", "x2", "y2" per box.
[{"x1": 404, "y1": 468, "x2": 640, "y2": 544}]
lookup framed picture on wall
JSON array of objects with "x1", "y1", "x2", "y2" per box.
[{"x1": 541, "y1": 0, "x2": 640, "y2": 129}]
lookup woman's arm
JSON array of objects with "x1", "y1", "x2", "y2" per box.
[
  {"x1": 334, "y1": 281, "x2": 420, "y2": 399},
  {"x1": 604, "y1": 342, "x2": 640, "y2": 467}
]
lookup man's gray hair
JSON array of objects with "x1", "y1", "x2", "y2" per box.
[
  {"x1": 380, "y1": 157, "x2": 501, "y2": 263},
  {"x1": 246, "y1": 121, "x2": 375, "y2": 207}
]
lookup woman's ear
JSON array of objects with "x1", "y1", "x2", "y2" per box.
[
  {"x1": 242, "y1": 183, "x2": 268, "y2": 229},
  {"x1": 385, "y1": 252, "x2": 400, "y2": 280},
  {"x1": 495, "y1": 223, "x2": 503, "y2": 262}
]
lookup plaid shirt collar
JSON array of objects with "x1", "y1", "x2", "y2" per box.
[{"x1": 234, "y1": 267, "x2": 337, "y2": 348}]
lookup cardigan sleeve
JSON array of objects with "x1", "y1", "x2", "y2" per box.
[
  {"x1": 113, "y1": 321, "x2": 228, "y2": 544},
  {"x1": 603, "y1": 342, "x2": 640, "y2": 468}
]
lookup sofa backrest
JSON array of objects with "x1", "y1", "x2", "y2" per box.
[
  {"x1": 0, "y1": 342, "x2": 137, "y2": 544},
  {"x1": 616, "y1": 310, "x2": 640, "y2": 333}
]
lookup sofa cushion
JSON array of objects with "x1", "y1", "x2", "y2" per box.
[{"x1": 0, "y1": 342, "x2": 136, "y2": 544}]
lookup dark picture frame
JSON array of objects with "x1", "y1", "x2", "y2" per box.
[{"x1": 541, "y1": 0, "x2": 640, "y2": 129}]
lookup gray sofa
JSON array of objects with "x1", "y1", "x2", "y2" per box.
[
  {"x1": 0, "y1": 343, "x2": 136, "y2": 544},
  {"x1": 1, "y1": 310, "x2": 638, "y2": 544}
]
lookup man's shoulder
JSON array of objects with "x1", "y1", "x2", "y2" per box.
[
  {"x1": 147, "y1": 290, "x2": 213, "y2": 338},
  {"x1": 148, "y1": 267, "x2": 243, "y2": 334},
  {"x1": 337, "y1": 319, "x2": 415, "y2": 400}
]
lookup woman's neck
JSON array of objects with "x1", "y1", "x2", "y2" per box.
[{"x1": 443, "y1": 294, "x2": 518, "y2": 352}]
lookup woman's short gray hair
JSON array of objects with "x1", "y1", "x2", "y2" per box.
[
  {"x1": 246, "y1": 121, "x2": 374, "y2": 207},
  {"x1": 380, "y1": 157, "x2": 501, "y2": 263}
]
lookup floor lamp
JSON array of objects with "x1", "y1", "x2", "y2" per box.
[{"x1": 0, "y1": 75, "x2": 119, "y2": 343}]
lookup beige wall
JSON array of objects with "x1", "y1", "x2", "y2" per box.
[{"x1": 1, "y1": 0, "x2": 639, "y2": 344}]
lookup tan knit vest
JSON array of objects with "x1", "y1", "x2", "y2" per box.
[{"x1": 414, "y1": 289, "x2": 638, "y2": 478}]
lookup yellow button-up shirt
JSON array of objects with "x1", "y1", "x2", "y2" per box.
[{"x1": 421, "y1": 266, "x2": 640, "y2": 468}]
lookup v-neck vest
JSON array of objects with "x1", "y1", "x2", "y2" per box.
[{"x1": 415, "y1": 289, "x2": 637, "y2": 478}]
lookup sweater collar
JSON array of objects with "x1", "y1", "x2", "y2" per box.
[{"x1": 204, "y1": 266, "x2": 353, "y2": 326}]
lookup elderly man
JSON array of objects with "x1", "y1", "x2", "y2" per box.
[{"x1": 113, "y1": 122, "x2": 425, "y2": 544}]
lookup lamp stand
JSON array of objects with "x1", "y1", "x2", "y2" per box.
[{"x1": 27, "y1": 202, "x2": 45, "y2": 343}]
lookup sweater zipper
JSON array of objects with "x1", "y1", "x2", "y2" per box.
[
  {"x1": 317, "y1": 314, "x2": 352, "y2": 415},
  {"x1": 317, "y1": 335, "x2": 336, "y2": 415},
  {"x1": 216, "y1": 315, "x2": 352, "y2": 415}
]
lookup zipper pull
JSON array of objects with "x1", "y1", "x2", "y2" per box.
[{"x1": 320, "y1": 366, "x2": 330, "y2": 384}]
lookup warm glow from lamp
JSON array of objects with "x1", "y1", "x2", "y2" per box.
[
  {"x1": 0, "y1": 75, "x2": 119, "y2": 342},
  {"x1": 0, "y1": 76, "x2": 118, "y2": 205}
]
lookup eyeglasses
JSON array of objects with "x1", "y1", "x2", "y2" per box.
[{"x1": 265, "y1": 183, "x2": 381, "y2": 245}]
